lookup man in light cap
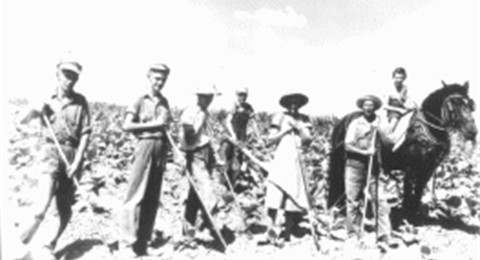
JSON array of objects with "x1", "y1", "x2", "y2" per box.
[
  {"x1": 120, "y1": 63, "x2": 172, "y2": 256},
  {"x1": 178, "y1": 85, "x2": 225, "y2": 246},
  {"x1": 344, "y1": 94, "x2": 396, "y2": 249},
  {"x1": 218, "y1": 86, "x2": 255, "y2": 191},
  {"x1": 18, "y1": 60, "x2": 91, "y2": 257}
]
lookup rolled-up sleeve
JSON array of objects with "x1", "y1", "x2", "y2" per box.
[
  {"x1": 125, "y1": 98, "x2": 141, "y2": 122},
  {"x1": 79, "y1": 99, "x2": 92, "y2": 135},
  {"x1": 156, "y1": 98, "x2": 172, "y2": 126}
]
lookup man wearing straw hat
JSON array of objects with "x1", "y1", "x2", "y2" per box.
[
  {"x1": 344, "y1": 94, "x2": 395, "y2": 249},
  {"x1": 120, "y1": 63, "x2": 172, "y2": 256},
  {"x1": 178, "y1": 85, "x2": 223, "y2": 246},
  {"x1": 18, "y1": 60, "x2": 91, "y2": 257},
  {"x1": 261, "y1": 91, "x2": 312, "y2": 246}
]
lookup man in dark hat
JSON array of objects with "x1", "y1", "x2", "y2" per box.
[
  {"x1": 19, "y1": 60, "x2": 91, "y2": 257},
  {"x1": 120, "y1": 63, "x2": 172, "y2": 256},
  {"x1": 344, "y1": 94, "x2": 396, "y2": 249},
  {"x1": 260, "y1": 91, "x2": 312, "y2": 246}
]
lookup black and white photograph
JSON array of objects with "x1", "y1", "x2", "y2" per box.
[{"x1": 2, "y1": 0, "x2": 479, "y2": 259}]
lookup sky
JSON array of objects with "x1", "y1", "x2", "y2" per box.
[{"x1": 2, "y1": 0, "x2": 479, "y2": 117}]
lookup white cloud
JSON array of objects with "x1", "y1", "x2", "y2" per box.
[{"x1": 234, "y1": 6, "x2": 307, "y2": 28}]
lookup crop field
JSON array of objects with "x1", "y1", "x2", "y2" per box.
[{"x1": 4, "y1": 100, "x2": 480, "y2": 260}]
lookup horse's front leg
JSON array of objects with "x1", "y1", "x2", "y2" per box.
[
  {"x1": 402, "y1": 167, "x2": 418, "y2": 222},
  {"x1": 404, "y1": 163, "x2": 438, "y2": 223}
]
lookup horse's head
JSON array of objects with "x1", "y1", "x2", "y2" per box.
[{"x1": 440, "y1": 81, "x2": 477, "y2": 142}]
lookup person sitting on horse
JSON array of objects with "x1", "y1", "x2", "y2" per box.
[{"x1": 383, "y1": 67, "x2": 418, "y2": 150}]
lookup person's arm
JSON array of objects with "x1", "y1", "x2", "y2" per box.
[
  {"x1": 192, "y1": 109, "x2": 207, "y2": 136},
  {"x1": 404, "y1": 93, "x2": 418, "y2": 111},
  {"x1": 384, "y1": 105, "x2": 406, "y2": 115},
  {"x1": 180, "y1": 106, "x2": 207, "y2": 138},
  {"x1": 122, "y1": 114, "x2": 169, "y2": 132},
  {"x1": 344, "y1": 120, "x2": 375, "y2": 156},
  {"x1": 292, "y1": 117, "x2": 312, "y2": 143},
  {"x1": 225, "y1": 112, "x2": 236, "y2": 141},
  {"x1": 68, "y1": 133, "x2": 90, "y2": 178},
  {"x1": 18, "y1": 100, "x2": 51, "y2": 124},
  {"x1": 382, "y1": 93, "x2": 407, "y2": 114},
  {"x1": 67, "y1": 101, "x2": 92, "y2": 178},
  {"x1": 266, "y1": 114, "x2": 292, "y2": 145},
  {"x1": 122, "y1": 99, "x2": 169, "y2": 132},
  {"x1": 266, "y1": 126, "x2": 292, "y2": 145}
]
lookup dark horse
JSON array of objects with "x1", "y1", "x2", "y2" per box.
[{"x1": 328, "y1": 81, "x2": 477, "y2": 223}]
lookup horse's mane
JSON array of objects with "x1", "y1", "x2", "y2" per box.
[
  {"x1": 421, "y1": 83, "x2": 468, "y2": 118},
  {"x1": 327, "y1": 110, "x2": 363, "y2": 208}
]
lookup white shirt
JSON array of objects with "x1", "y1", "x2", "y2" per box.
[{"x1": 179, "y1": 105, "x2": 210, "y2": 151}]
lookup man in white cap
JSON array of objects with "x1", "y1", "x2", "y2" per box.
[
  {"x1": 178, "y1": 85, "x2": 223, "y2": 246},
  {"x1": 219, "y1": 87, "x2": 255, "y2": 190},
  {"x1": 344, "y1": 94, "x2": 396, "y2": 249},
  {"x1": 19, "y1": 60, "x2": 91, "y2": 257},
  {"x1": 120, "y1": 63, "x2": 172, "y2": 256},
  {"x1": 261, "y1": 91, "x2": 312, "y2": 246}
]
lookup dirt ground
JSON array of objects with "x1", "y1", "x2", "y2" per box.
[
  {"x1": 3, "y1": 102, "x2": 480, "y2": 260},
  {"x1": 4, "y1": 160, "x2": 480, "y2": 260}
]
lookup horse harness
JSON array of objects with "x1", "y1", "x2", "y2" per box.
[{"x1": 408, "y1": 92, "x2": 471, "y2": 151}]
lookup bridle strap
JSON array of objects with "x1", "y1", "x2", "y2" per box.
[
  {"x1": 421, "y1": 93, "x2": 466, "y2": 132},
  {"x1": 415, "y1": 111, "x2": 445, "y2": 146},
  {"x1": 422, "y1": 111, "x2": 447, "y2": 131},
  {"x1": 441, "y1": 94, "x2": 465, "y2": 125}
]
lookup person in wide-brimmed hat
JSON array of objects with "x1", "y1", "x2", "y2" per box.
[
  {"x1": 279, "y1": 92, "x2": 309, "y2": 110},
  {"x1": 259, "y1": 91, "x2": 312, "y2": 246},
  {"x1": 344, "y1": 94, "x2": 398, "y2": 249},
  {"x1": 356, "y1": 95, "x2": 382, "y2": 111}
]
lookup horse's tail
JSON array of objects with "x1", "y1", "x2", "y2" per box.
[{"x1": 327, "y1": 111, "x2": 363, "y2": 209}]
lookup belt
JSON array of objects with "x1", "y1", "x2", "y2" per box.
[
  {"x1": 135, "y1": 132, "x2": 165, "y2": 140},
  {"x1": 346, "y1": 152, "x2": 369, "y2": 164},
  {"x1": 45, "y1": 137, "x2": 78, "y2": 148}
]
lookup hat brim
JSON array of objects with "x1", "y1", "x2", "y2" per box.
[
  {"x1": 58, "y1": 63, "x2": 81, "y2": 75},
  {"x1": 149, "y1": 63, "x2": 170, "y2": 73},
  {"x1": 196, "y1": 92, "x2": 215, "y2": 96},
  {"x1": 280, "y1": 93, "x2": 309, "y2": 108},
  {"x1": 356, "y1": 95, "x2": 382, "y2": 110}
]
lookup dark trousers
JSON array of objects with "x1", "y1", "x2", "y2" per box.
[
  {"x1": 219, "y1": 140, "x2": 243, "y2": 186},
  {"x1": 121, "y1": 138, "x2": 167, "y2": 250},
  {"x1": 23, "y1": 143, "x2": 76, "y2": 247},
  {"x1": 184, "y1": 145, "x2": 217, "y2": 229}
]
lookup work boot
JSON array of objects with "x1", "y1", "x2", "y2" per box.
[
  {"x1": 132, "y1": 240, "x2": 148, "y2": 256},
  {"x1": 377, "y1": 235, "x2": 399, "y2": 253},
  {"x1": 257, "y1": 227, "x2": 284, "y2": 248}
]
